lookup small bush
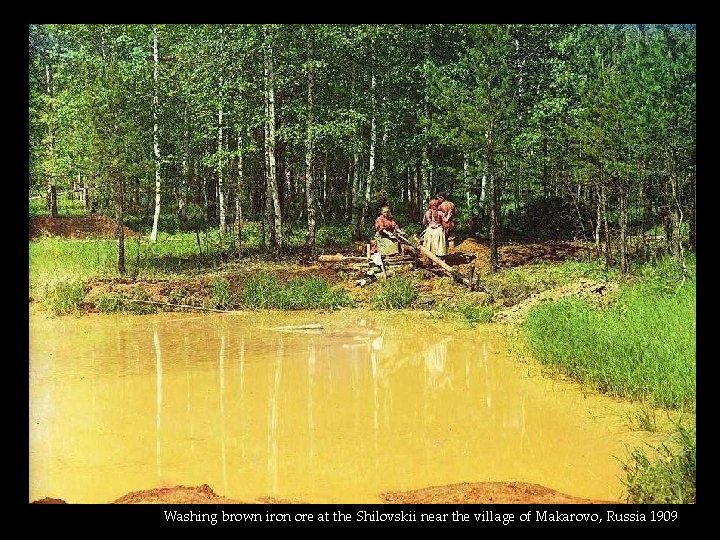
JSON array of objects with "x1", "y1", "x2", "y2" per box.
[
  {"x1": 242, "y1": 274, "x2": 354, "y2": 310},
  {"x1": 623, "y1": 425, "x2": 696, "y2": 504},
  {"x1": 372, "y1": 277, "x2": 418, "y2": 309},
  {"x1": 242, "y1": 274, "x2": 282, "y2": 309},
  {"x1": 95, "y1": 293, "x2": 126, "y2": 312},
  {"x1": 280, "y1": 276, "x2": 355, "y2": 310},
  {"x1": 123, "y1": 286, "x2": 158, "y2": 314},
  {"x1": 44, "y1": 281, "x2": 86, "y2": 315},
  {"x1": 208, "y1": 278, "x2": 235, "y2": 310},
  {"x1": 457, "y1": 301, "x2": 494, "y2": 325}
]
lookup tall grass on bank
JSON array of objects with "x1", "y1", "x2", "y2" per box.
[
  {"x1": 30, "y1": 237, "x2": 120, "y2": 298},
  {"x1": 43, "y1": 281, "x2": 86, "y2": 315},
  {"x1": 242, "y1": 274, "x2": 354, "y2": 310},
  {"x1": 522, "y1": 256, "x2": 695, "y2": 409},
  {"x1": 623, "y1": 424, "x2": 696, "y2": 504},
  {"x1": 372, "y1": 277, "x2": 418, "y2": 309}
]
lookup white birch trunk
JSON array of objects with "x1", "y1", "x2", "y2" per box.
[
  {"x1": 264, "y1": 32, "x2": 282, "y2": 253},
  {"x1": 365, "y1": 74, "x2": 376, "y2": 204},
  {"x1": 217, "y1": 106, "x2": 226, "y2": 233},
  {"x1": 150, "y1": 26, "x2": 162, "y2": 243}
]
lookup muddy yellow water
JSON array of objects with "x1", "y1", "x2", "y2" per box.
[{"x1": 30, "y1": 310, "x2": 669, "y2": 504}]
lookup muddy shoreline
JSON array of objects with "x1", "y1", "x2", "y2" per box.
[{"x1": 34, "y1": 482, "x2": 616, "y2": 504}]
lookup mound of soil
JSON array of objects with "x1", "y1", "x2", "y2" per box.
[
  {"x1": 452, "y1": 238, "x2": 587, "y2": 273},
  {"x1": 33, "y1": 482, "x2": 614, "y2": 504},
  {"x1": 30, "y1": 216, "x2": 137, "y2": 240},
  {"x1": 381, "y1": 482, "x2": 613, "y2": 504}
]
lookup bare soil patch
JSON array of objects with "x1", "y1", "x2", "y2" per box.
[
  {"x1": 30, "y1": 216, "x2": 138, "y2": 240},
  {"x1": 33, "y1": 482, "x2": 615, "y2": 504}
]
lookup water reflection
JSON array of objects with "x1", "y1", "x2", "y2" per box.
[{"x1": 29, "y1": 311, "x2": 670, "y2": 504}]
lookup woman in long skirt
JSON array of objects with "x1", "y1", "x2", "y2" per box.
[{"x1": 422, "y1": 199, "x2": 447, "y2": 256}]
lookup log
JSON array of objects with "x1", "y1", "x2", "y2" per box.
[
  {"x1": 403, "y1": 243, "x2": 473, "y2": 288},
  {"x1": 318, "y1": 254, "x2": 368, "y2": 263},
  {"x1": 271, "y1": 323, "x2": 324, "y2": 331},
  {"x1": 126, "y1": 299, "x2": 232, "y2": 313}
]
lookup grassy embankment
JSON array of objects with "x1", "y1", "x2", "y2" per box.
[{"x1": 521, "y1": 254, "x2": 696, "y2": 503}]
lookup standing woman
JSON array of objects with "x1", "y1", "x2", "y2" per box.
[{"x1": 422, "y1": 199, "x2": 447, "y2": 256}]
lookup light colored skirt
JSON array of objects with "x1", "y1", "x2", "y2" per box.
[
  {"x1": 374, "y1": 233, "x2": 400, "y2": 255},
  {"x1": 423, "y1": 226, "x2": 446, "y2": 256}
]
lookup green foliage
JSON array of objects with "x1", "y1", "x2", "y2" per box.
[
  {"x1": 623, "y1": 424, "x2": 696, "y2": 504},
  {"x1": 43, "y1": 281, "x2": 86, "y2": 315},
  {"x1": 315, "y1": 224, "x2": 355, "y2": 248},
  {"x1": 242, "y1": 274, "x2": 282, "y2": 309},
  {"x1": 123, "y1": 286, "x2": 159, "y2": 314},
  {"x1": 635, "y1": 253, "x2": 695, "y2": 295},
  {"x1": 456, "y1": 301, "x2": 494, "y2": 325},
  {"x1": 483, "y1": 259, "x2": 614, "y2": 306},
  {"x1": 29, "y1": 196, "x2": 88, "y2": 218},
  {"x1": 92, "y1": 287, "x2": 158, "y2": 314},
  {"x1": 522, "y1": 259, "x2": 696, "y2": 409},
  {"x1": 242, "y1": 274, "x2": 354, "y2": 310},
  {"x1": 372, "y1": 277, "x2": 418, "y2": 309},
  {"x1": 207, "y1": 278, "x2": 235, "y2": 310},
  {"x1": 280, "y1": 276, "x2": 355, "y2": 309},
  {"x1": 95, "y1": 293, "x2": 125, "y2": 312}
]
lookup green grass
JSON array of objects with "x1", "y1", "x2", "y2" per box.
[
  {"x1": 522, "y1": 256, "x2": 695, "y2": 409},
  {"x1": 372, "y1": 277, "x2": 418, "y2": 309},
  {"x1": 207, "y1": 278, "x2": 235, "y2": 310},
  {"x1": 43, "y1": 281, "x2": 86, "y2": 315},
  {"x1": 29, "y1": 196, "x2": 88, "y2": 217},
  {"x1": 482, "y1": 259, "x2": 616, "y2": 306},
  {"x1": 456, "y1": 301, "x2": 495, "y2": 325},
  {"x1": 242, "y1": 274, "x2": 354, "y2": 310},
  {"x1": 94, "y1": 287, "x2": 159, "y2": 314},
  {"x1": 30, "y1": 237, "x2": 120, "y2": 298},
  {"x1": 623, "y1": 424, "x2": 696, "y2": 504}
]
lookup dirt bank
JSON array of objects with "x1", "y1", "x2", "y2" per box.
[
  {"x1": 30, "y1": 216, "x2": 138, "y2": 239},
  {"x1": 32, "y1": 482, "x2": 615, "y2": 504}
]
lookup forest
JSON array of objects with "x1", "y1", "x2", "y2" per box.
[{"x1": 29, "y1": 24, "x2": 695, "y2": 275}]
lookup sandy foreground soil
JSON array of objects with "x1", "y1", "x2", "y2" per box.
[{"x1": 32, "y1": 482, "x2": 614, "y2": 504}]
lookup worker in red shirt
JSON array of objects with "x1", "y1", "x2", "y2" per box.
[{"x1": 436, "y1": 192, "x2": 456, "y2": 246}]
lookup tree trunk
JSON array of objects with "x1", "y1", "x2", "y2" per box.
[
  {"x1": 264, "y1": 31, "x2": 282, "y2": 256},
  {"x1": 594, "y1": 183, "x2": 602, "y2": 258},
  {"x1": 217, "y1": 106, "x2": 226, "y2": 233},
  {"x1": 619, "y1": 181, "x2": 629, "y2": 275},
  {"x1": 488, "y1": 123, "x2": 499, "y2": 272},
  {"x1": 150, "y1": 26, "x2": 162, "y2": 243},
  {"x1": 304, "y1": 65, "x2": 317, "y2": 257},
  {"x1": 262, "y1": 101, "x2": 272, "y2": 250},
  {"x1": 45, "y1": 63, "x2": 58, "y2": 218},
  {"x1": 351, "y1": 147, "x2": 362, "y2": 241},
  {"x1": 688, "y1": 172, "x2": 695, "y2": 250},
  {"x1": 236, "y1": 132, "x2": 244, "y2": 258},
  {"x1": 116, "y1": 176, "x2": 126, "y2": 276},
  {"x1": 179, "y1": 102, "x2": 189, "y2": 217},
  {"x1": 364, "y1": 73, "x2": 377, "y2": 227}
]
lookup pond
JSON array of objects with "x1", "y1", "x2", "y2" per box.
[{"x1": 29, "y1": 310, "x2": 667, "y2": 503}]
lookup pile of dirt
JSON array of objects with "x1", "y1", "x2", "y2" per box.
[
  {"x1": 452, "y1": 238, "x2": 588, "y2": 273},
  {"x1": 113, "y1": 484, "x2": 241, "y2": 504},
  {"x1": 30, "y1": 216, "x2": 138, "y2": 240},
  {"x1": 493, "y1": 279, "x2": 617, "y2": 324},
  {"x1": 32, "y1": 482, "x2": 615, "y2": 504},
  {"x1": 381, "y1": 482, "x2": 613, "y2": 504}
]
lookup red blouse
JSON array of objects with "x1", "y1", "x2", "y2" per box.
[{"x1": 375, "y1": 214, "x2": 399, "y2": 233}]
